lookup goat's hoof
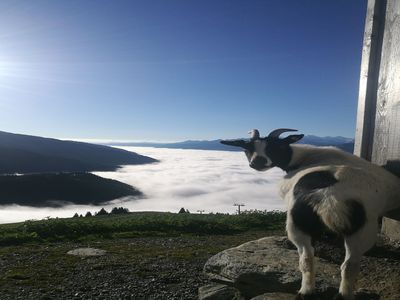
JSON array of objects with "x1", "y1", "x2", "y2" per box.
[
  {"x1": 333, "y1": 294, "x2": 349, "y2": 300},
  {"x1": 294, "y1": 293, "x2": 318, "y2": 300}
]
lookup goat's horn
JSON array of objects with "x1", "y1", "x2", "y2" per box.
[
  {"x1": 248, "y1": 129, "x2": 260, "y2": 140},
  {"x1": 268, "y1": 128, "x2": 298, "y2": 138}
]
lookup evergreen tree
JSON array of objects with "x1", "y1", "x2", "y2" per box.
[
  {"x1": 96, "y1": 208, "x2": 108, "y2": 216},
  {"x1": 111, "y1": 207, "x2": 130, "y2": 214}
]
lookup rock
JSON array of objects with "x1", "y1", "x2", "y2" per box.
[
  {"x1": 67, "y1": 248, "x2": 107, "y2": 257},
  {"x1": 382, "y1": 217, "x2": 400, "y2": 243},
  {"x1": 198, "y1": 283, "x2": 242, "y2": 300},
  {"x1": 250, "y1": 292, "x2": 294, "y2": 300},
  {"x1": 202, "y1": 236, "x2": 340, "y2": 299}
]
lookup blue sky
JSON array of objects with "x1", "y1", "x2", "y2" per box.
[{"x1": 0, "y1": 0, "x2": 366, "y2": 141}]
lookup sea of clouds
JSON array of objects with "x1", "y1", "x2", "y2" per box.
[{"x1": 0, "y1": 147, "x2": 286, "y2": 224}]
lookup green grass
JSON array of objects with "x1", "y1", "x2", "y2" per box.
[{"x1": 0, "y1": 210, "x2": 286, "y2": 246}]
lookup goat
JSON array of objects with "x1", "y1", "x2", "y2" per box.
[{"x1": 221, "y1": 128, "x2": 400, "y2": 300}]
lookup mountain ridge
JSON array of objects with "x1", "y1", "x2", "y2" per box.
[
  {"x1": 0, "y1": 131, "x2": 157, "y2": 174},
  {"x1": 0, "y1": 173, "x2": 141, "y2": 207},
  {"x1": 106, "y1": 135, "x2": 355, "y2": 153}
]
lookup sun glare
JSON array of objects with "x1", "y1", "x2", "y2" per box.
[
  {"x1": 0, "y1": 57, "x2": 34, "y2": 94},
  {"x1": 0, "y1": 57, "x2": 17, "y2": 79},
  {"x1": 0, "y1": 57, "x2": 40, "y2": 90},
  {"x1": 0, "y1": 58, "x2": 17, "y2": 90},
  {"x1": 0, "y1": 59, "x2": 7, "y2": 76}
]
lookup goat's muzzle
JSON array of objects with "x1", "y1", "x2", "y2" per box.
[{"x1": 249, "y1": 156, "x2": 268, "y2": 171}]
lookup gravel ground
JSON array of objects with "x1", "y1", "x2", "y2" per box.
[
  {"x1": 0, "y1": 231, "x2": 277, "y2": 300},
  {"x1": 282, "y1": 234, "x2": 400, "y2": 300},
  {"x1": 0, "y1": 231, "x2": 399, "y2": 300}
]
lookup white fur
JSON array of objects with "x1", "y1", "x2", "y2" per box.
[
  {"x1": 280, "y1": 145, "x2": 400, "y2": 299},
  {"x1": 246, "y1": 142, "x2": 400, "y2": 299}
]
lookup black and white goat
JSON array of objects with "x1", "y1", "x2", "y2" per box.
[{"x1": 221, "y1": 128, "x2": 400, "y2": 300}]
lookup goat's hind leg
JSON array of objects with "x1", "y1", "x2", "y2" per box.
[
  {"x1": 336, "y1": 221, "x2": 378, "y2": 300},
  {"x1": 287, "y1": 221, "x2": 317, "y2": 299}
]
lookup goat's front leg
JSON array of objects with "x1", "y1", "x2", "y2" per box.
[
  {"x1": 336, "y1": 221, "x2": 378, "y2": 300},
  {"x1": 287, "y1": 219, "x2": 316, "y2": 299}
]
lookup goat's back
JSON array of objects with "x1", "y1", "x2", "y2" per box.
[{"x1": 281, "y1": 161, "x2": 400, "y2": 235}]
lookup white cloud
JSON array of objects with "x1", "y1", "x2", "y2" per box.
[
  {"x1": 0, "y1": 147, "x2": 286, "y2": 224},
  {"x1": 95, "y1": 147, "x2": 286, "y2": 214}
]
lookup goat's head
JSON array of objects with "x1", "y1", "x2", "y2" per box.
[{"x1": 220, "y1": 128, "x2": 304, "y2": 171}]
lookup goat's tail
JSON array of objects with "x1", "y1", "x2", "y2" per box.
[
  {"x1": 315, "y1": 195, "x2": 366, "y2": 236},
  {"x1": 291, "y1": 191, "x2": 367, "y2": 237},
  {"x1": 291, "y1": 169, "x2": 368, "y2": 237}
]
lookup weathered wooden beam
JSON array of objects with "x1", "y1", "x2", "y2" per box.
[
  {"x1": 379, "y1": 0, "x2": 400, "y2": 241},
  {"x1": 371, "y1": 0, "x2": 400, "y2": 165},
  {"x1": 372, "y1": 0, "x2": 400, "y2": 241},
  {"x1": 354, "y1": 0, "x2": 387, "y2": 160},
  {"x1": 355, "y1": 0, "x2": 400, "y2": 241}
]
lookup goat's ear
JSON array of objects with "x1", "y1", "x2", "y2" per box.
[
  {"x1": 220, "y1": 139, "x2": 247, "y2": 148},
  {"x1": 283, "y1": 134, "x2": 304, "y2": 144}
]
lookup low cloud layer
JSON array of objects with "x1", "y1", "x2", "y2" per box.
[
  {"x1": 96, "y1": 147, "x2": 286, "y2": 213},
  {"x1": 0, "y1": 147, "x2": 286, "y2": 223}
]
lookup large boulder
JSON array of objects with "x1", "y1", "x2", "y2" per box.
[{"x1": 200, "y1": 236, "x2": 340, "y2": 299}]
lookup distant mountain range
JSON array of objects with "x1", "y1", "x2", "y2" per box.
[
  {"x1": 0, "y1": 130, "x2": 354, "y2": 175},
  {"x1": 0, "y1": 131, "x2": 157, "y2": 174},
  {"x1": 107, "y1": 135, "x2": 355, "y2": 153}
]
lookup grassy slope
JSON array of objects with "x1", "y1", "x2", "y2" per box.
[{"x1": 0, "y1": 211, "x2": 286, "y2": 245}]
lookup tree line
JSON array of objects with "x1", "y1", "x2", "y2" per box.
[{"x1": 73, "y1": 206, "x2": 130, "y2": 218}]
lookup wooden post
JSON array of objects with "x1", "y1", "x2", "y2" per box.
[
  {"x1": 354, "y1": 0, "x2": 386, "y2": 159},
  {"x1": 355, "y1": 0, "x2": 400, "y2": 241}
]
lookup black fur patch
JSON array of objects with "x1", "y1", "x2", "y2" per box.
[
  {"x1": 341, "y1": 200, "x2": 366, "y2": 236},
  {"x1": 292, "y1": 171, "x2": 366, "y2": 236},
  {"x1": 264, "y1": 138, "x2": 293, "y2": 170},
  {"x1": 291, "y1": 171, "x2": 337, "y2": 236},
  {"x1": 291, "y1": 196, "x2": 326, "y2": 237},
  {"x1": 249, "y1": 156, "x2": 268, "y2": 170},
  {"x1": 295, "y1": 171, "x2": 338, "y2": 191}
]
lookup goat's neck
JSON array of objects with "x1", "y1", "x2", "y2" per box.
[{"x1": 283, "y1": 144, "x2": 346, "y2": 173}]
